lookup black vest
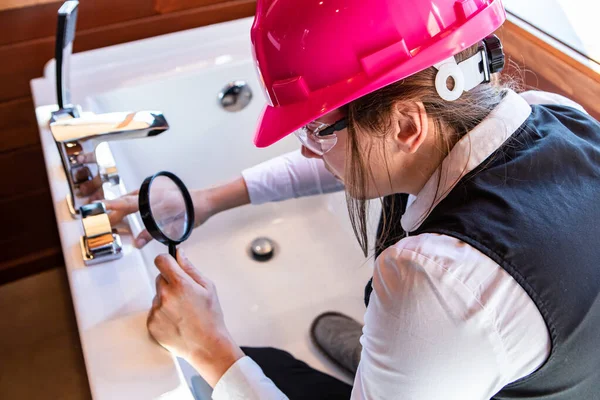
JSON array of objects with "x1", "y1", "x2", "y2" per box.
[{"x1": 367, "y1": 105, "x2": 600, "y2": 399}]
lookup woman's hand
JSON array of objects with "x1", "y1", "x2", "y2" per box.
[
  {"x1": 104, "y1": 188, "x2": 215, "y2": 248},
  {"x1": 104, "y1": 177, "x2": 251, "y2": 248},
  {"x1": 148, "y1": 250, "x2": 244, "y2": 387}
]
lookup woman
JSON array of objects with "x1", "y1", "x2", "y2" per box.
[{"x1": 107, "y1": 0, "x2": 600, "y2": 398}]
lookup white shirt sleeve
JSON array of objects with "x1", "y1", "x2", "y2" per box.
[
  {"x1": 212, "y1": 356, "x2": 288, "y2": 400},
  {"x1": 241, "y1": 150, "x2": 344, "y2": 205}
]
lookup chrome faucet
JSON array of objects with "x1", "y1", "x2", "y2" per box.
[
  {"x1": 50, "y1": 111, "x2": 169, "y2": 216},
  {"x1": 50, "y1": 1, "x2": 169, "y2": 217}
]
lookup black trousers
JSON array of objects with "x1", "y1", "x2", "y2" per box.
[{"x1": 242, "y1": 347, "x2": 353, "y2": 400}]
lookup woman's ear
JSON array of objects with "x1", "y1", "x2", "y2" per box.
[{"x1": 393, "y1": 101, "x2": 429, "y2": 154}]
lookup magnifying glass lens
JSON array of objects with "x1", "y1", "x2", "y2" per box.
[
  {"x1": 149, "y1": 175, "x2": 189, "y2": 242},
  {"x1": 139, "y1": 171, "x2": 195, "y2": 258}
]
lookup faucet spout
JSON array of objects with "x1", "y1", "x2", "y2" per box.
[{"x1": 50, "y1": 111, "x2": 169, "y2": 144}]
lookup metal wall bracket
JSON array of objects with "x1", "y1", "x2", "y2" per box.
[{"x1": 79, "y1": 202, "x2": 123, "y2": 265}]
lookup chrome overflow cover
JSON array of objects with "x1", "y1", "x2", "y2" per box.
[{"x1": 219, "y1": 81, "x2": 252, "y2": 112}]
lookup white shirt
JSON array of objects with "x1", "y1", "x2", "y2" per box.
[{"x1": 213, "y1": 90, "x2": 587, "y2": 399}]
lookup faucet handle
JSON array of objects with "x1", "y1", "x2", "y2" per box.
[
  {"x1": 80, "y1": 202, "x2": 123, "y2": 265},
  {"x1": 56, "y1": 1, "x2": 79, "y2": 112}
]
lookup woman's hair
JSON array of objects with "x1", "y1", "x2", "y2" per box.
[{"x1": 344, "y1": 42, "x2": 518, "y2": 256}]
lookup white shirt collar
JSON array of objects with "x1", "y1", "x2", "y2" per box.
[{"x1": 401, "y1": 89, "x2": 533, "y2": 232}]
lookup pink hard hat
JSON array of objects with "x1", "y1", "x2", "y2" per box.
[{"x1": 251, "y1": 0, "x2": 506, "y2": 148}]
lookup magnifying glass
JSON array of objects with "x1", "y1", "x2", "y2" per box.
[{"x1": 139, "y1": 171, "x2": 195, "y2": 257}]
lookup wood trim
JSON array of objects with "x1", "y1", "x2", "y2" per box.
[
  {"x1": 504, "y1": 15, "x2": 600, "y2": 81},
  {"x1": 0, "y1": 0, "x2": 256, "y2": 103},
  {"x1": 154, "y1": 0, "x2": 229, "y2": 14},
  {"x1": 496, "y1": 20, "x2": 600, "y2": 120}
]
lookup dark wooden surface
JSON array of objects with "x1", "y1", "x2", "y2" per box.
[
  {"x1": 0, "y1": 1, "x2": 598, "y2": 284},
  {"x1": 0, "y1": 98, "x2": 41, "y2": 151}
]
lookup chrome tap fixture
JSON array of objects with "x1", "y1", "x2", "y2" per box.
[
  {"x1": 50, "y1": 111, "x2": 169, "y2": 215},
  {"x1": 50, "y1": 1, "x2": 169, "y2": 217}
]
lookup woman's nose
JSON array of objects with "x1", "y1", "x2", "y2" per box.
[{"x1": 301, "y1": 146, "x2": 322, "y2": 159}]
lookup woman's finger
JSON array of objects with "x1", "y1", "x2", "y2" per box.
[
  {"x1": 154, "y1": 254, "x2": 187, "y2": 285},
  {"x1": 155, "y1": 273, "x2": 167, "y2": 291},
  {"x1": 107, "y1": 210, "x2": 126, "y2": 225},
  {"x1": 155, "y1": 274, "x2": 170, "y2": 304},
  {"x1": 151, "y1": 294, "x2": 160, "y2": 309},
  {"x1": 105, "y1": 195, "x2": 139, "y2": 214},
  {"x1": 135, "y1": 230, "x2": 153, "y2": 248},
  {"x1": 105, "y1": 195, "x2": 139, "y2": 225}
]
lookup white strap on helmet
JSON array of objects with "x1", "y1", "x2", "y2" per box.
[{"x1": 433, "y1": 50, "x2": 488, "y2": 102}]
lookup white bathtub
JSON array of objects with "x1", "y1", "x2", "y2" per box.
[{"x1": 32, "y1": 17, "x2": 378, "y2": 399}]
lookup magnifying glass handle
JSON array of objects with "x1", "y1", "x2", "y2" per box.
[{"x1": 169, "y1": 243, "x2": 177, "y2": 258}]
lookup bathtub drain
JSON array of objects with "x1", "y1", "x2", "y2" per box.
[{"x1": 249, "y1": 237, "x2": 275, "y2": 262}]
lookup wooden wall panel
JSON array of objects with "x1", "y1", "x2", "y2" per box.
[
  {"x1": 0, "y1": 190, "x2": 61, "y2": 277},
  {"x1": 0, "y1": 42, "x2": 55, "y2": 104},
  {"x1": 0, "y1": 98, "x2": 41, "y2": 152},
  {"x1": 0, "y1": 0, "x2": 59, "y2": 12},
  {"x1": 0, "y1": 190, "x2": 59, "y2": 247},
  {"x1": 0, "y1": 145, "x2": 49, "y2": 200}
]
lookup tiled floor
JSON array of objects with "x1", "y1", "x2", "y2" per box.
[{"x1": 0, "y1": 267, "x2": 92, "y2": 399}]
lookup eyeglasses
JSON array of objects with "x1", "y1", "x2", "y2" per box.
[{"x1": 294, "y1": 118, "x2": 348, "y2": 156}]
